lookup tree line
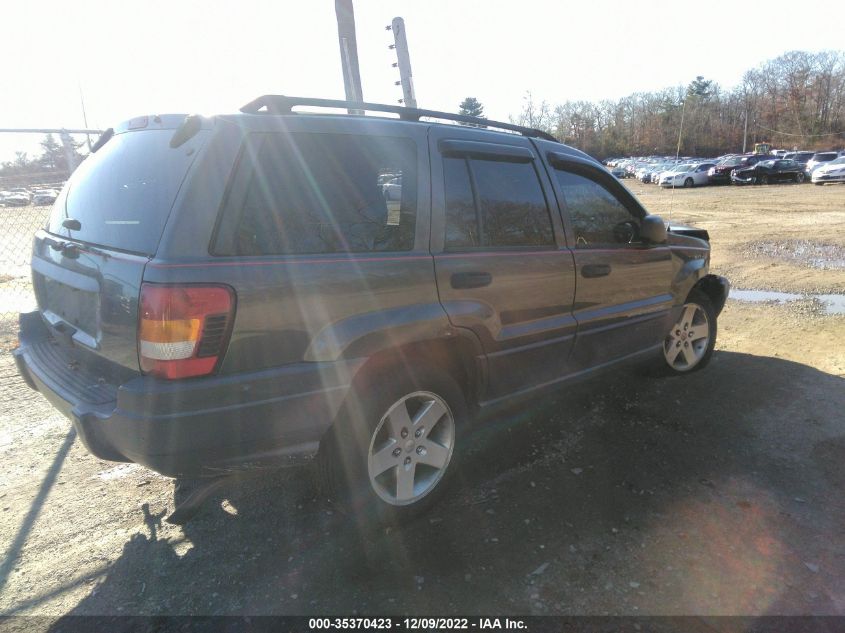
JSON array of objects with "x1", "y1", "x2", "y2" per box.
[
  {"x1": 0, "y1": 134, "x2": 86, "y2": 176},
  {"x1": 508, "y1": 50, "x2": 845, "y2": 159}
]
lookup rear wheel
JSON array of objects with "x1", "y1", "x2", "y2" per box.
[
  {"x1": 317, "y1": 366, "x2": 466, "y2": 525},
  {"x1": 796, "y1": 172, "x2": 805, "y2": 183},
  {"x1": 662, "y1": 290, "x2": 717, "y2": 374}
]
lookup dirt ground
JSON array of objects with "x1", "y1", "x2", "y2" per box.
[{"x1": 1, "y1": 182, "x2": 844, "y2": 620}]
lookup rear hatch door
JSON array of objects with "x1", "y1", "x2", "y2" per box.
[{"x1": 32, "y1": 117, "x2": 209, "y2": 371}]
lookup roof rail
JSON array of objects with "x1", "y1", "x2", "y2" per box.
[{"x1": 239, "y1": 95, "x2": 558, "y2": 142}]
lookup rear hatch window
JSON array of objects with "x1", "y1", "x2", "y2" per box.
[{"x1": 47, "y1": 128, "x2": 208, "y2": 255}]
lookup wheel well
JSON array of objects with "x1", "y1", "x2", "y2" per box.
[
  {"x1": 692, "y1": 274, "x2": 728, "y2": 315},
  {"x1": 350, "y1": 338, "x2": 479, "y2": 406},
  {"x1": 319, "y1": 337, "x2": 480, "y2": 451}
]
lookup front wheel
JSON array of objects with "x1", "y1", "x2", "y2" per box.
[
  {"x1": 684, "y1": 177, "x2": 694, "y2": 188},
  {"x1": 662, "y1": 290, "x2": 717, "y2": 374},
  {"x1": 317, "y1": 367, "x2": 466, "y2": 525},
  {"x1": 758, "y1": 174, "x2": 769, "y2": 185}
]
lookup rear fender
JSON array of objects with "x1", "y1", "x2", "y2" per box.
[{"x1": 304, "y1": 303, "x2": 459, "y2": 363}]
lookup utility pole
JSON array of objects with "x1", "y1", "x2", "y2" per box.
[
  {"x1": 742, "y1": 108, "x2": 748, "y2": 154},
  {"x1": 59, "y1": 130, "x2": 80, "y2": 172},
  {"x1": 387, "y1": 17, "x2": 417, "y2": 108},
  {"x1": 335, "y1": 0, "x2": 364, "y2": 113}
]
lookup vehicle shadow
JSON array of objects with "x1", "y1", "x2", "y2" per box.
[{"x1": 44, "y1": 350, "x2": 845, "y2": 619}]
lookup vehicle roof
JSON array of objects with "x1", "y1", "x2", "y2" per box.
[{"x1": 111, "y1": 96, "x2": 603, "y2": 169}]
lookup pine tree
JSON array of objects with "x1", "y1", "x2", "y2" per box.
[{"x1": 458, "y1": 97, "x2": 484, "y2": 119}]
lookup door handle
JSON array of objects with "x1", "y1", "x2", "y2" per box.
[
  {"x1": 451, "y1": 271, "x2": 492, "y2": 289},
  {"x1": 581, "y1": 264, "x2": 611, "y2": 278}
]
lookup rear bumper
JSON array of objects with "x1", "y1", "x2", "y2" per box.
[{"x1": 14, "y1": 311, "x2": 361, "y2": 477}]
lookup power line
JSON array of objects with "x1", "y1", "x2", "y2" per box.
[{"x1": 755, "y1": 123, "x2": 845, "y2": 138}]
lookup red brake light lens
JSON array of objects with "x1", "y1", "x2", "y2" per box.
[{"x1": 138, "y1": 284, "x2": 235, "y2": 379}]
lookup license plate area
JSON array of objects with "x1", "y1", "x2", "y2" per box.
[{"x1": 35, "y1": 273, "x2": 101, "y2": 341}]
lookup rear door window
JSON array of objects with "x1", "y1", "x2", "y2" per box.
[
  {"x1": 47, "y1": 129, "x2": 207, "y2": 255},
  {"x1": 215, "y1": 133, "x2": 417, "y2": 255},
  {"x1": 443, "y1": 157, "x2": 554, "y2": 249}
]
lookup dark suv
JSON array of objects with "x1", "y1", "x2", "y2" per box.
[{"x1": 14, "y1": 96, "x2": 729, "y2": 522}]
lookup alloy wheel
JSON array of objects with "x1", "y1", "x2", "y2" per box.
[
  {"x1": 663, "y1": 303, "x2": 711, "y2": 372},
  {"x1": 367, "y1": 391, "x2": 455, "y2": 506}
]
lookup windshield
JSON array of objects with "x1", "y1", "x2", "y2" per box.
[{"x1": 47, "y1": 129, "x2": 208, "y2": 255}]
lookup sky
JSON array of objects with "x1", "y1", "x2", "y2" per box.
[{"x1": 2, "y1": 0, "x2": 844, "y2": 163}]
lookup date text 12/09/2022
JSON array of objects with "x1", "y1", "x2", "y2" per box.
[{"x1": 308, "y1": 618, "x2": 527, "y2": 630}]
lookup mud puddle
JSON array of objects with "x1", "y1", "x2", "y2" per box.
[
  {"x1": 730, "y1": 289, "x2": 845, "y2": 315},
  {"x1": 744, "y1": 240, "x2": 845, "y2": 270}
]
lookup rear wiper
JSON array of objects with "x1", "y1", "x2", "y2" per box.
[{"x1": 44, "y1": 236, "x2": 110, "y2": 261}]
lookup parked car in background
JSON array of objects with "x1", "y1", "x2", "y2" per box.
[
  {"x1": 641, "y1": 163, "x2": 669, "y2": 183},
  {"x1": 709, "y1": 154, "x2": 773, "y2": 184},
  {"x1": 783, "y1": 151, "x2": 814, "y2": 165},
  {"x1": 805, "y1": 152, "x2": 839, "y2": 178},
  {"x1": 660, "y1": 163, "x2": 715, "y2": 188},
  {"x1": 1, "y1": 191, "x2": 31, "y2": 207},
  {"x1": 381, "y1": 176, "x2": 402, "y2": 201},
  {"x1": 609, "y1": 165, "x2": 626, "y2": 179},
  {"x1": 32, "y1": 190, "x2": 59, "y2": 206},
  {"x1": 811, "y1": 156, "x2": 845, "y2": 185},
  {"x1": 730, "y1": 159, "x2": 806, "y2": 184}
]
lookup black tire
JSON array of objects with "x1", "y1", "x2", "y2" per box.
[
  {"x1": 684, "y1": 177, "x2": 694, "y2": 188},
  {"x1": 660, "y1": 289, "x2": 717, "y2": 375},
  {"x1": 759, "y1": 174, "x2": 769, "y2": 185},
  {"x1": 315, "y1": 365, "x2": 467, "y2": 526},
  {"x1": 796, "y1": 172, "x2": 805, "y2": 183}
]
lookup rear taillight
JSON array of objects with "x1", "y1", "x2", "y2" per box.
[{"x1": 138, "y1": 283, "x2": 235, "y2": 380}]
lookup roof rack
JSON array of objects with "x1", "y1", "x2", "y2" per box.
[{"x1": 240, "y1": 95, "x2": 558, "y2": 142}]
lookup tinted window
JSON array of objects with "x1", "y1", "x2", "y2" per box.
[
  {"x1": 443, "y1": 158, "x2": 479, "y2": 248},
  {"x1": 48, "y1": 129, "x2": 208, "y2": 255},
  {"x1": 219, "y1": 133, "x2": 417, "y2": 256},
  {"x1": 444, "y1": 157, "x2": 554, "y2": 249},
  {"x1": 472, "y1": 160, "x2": 554, "y2": 247},
  {"x1": 813, "y1": 153, "x2": 837, "y2": 161},
  {"x1": 554, "y1": 169, "x2": 638, "y2": 248}
]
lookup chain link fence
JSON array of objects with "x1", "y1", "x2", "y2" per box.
[{"x1": 0, "y1": 192, "x2": 59, "y2": 352}]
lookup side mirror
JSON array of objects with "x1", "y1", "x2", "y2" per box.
[{"x1": 640, "y1": 215, "x2": 667, "y2": 244}]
